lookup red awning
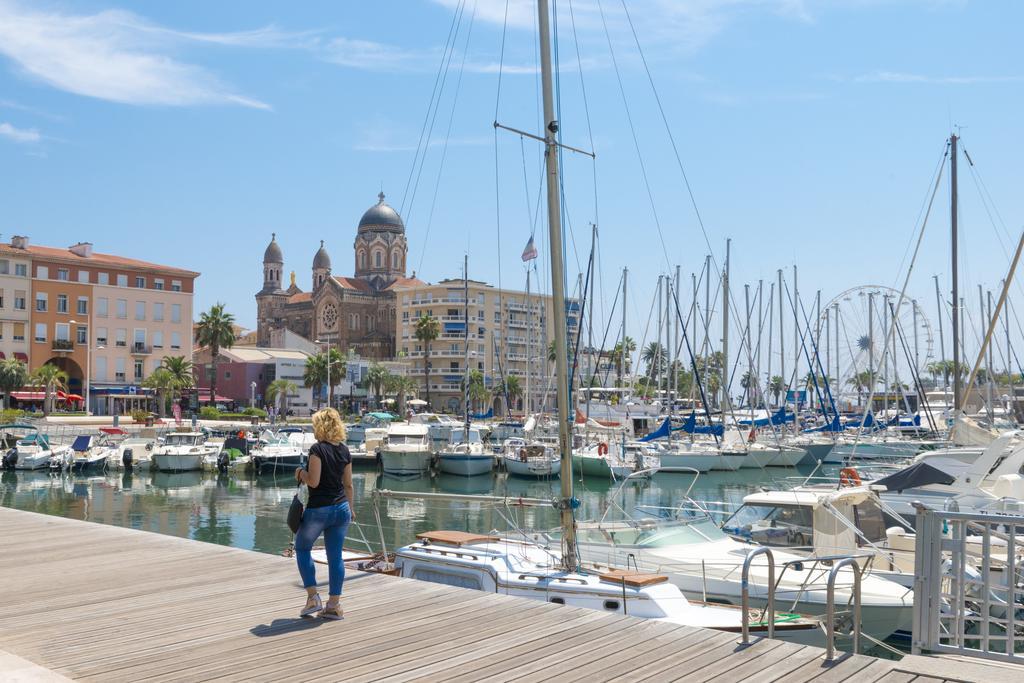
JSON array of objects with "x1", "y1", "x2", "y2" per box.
[
  {"x1": 198, "y1": 392, "x2": 232, "y2": 402},
  {"x1": 65, "y1": 394, "x2": 84, "y2": 402},
  {"x1": 100, "y1": 427, "x2": 128, "y2": 435},
  {"x1": 13, "y1": 352, "x2": 27, "y2": 362},
  {"x1": 10, "y1": 391, "x2": 45, "y2": 401}
]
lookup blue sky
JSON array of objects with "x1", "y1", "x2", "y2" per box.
[{"x1": 1, "y1": 0, "x2": 1022, "y2": 378}]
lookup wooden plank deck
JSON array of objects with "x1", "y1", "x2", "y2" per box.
[{"x1": 0, "y1": 507, "x2": 1005, "y2": 682}]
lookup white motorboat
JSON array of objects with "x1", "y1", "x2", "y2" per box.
[
  {"x1": 437, "y1": 427, "x2": 493, "y2": 476},
  {"x1": 394, "y1": 530, "x2": 821, "y2": 643},
  {"x1": 408, "y1": 412, "x2": 461, "y2": 445},
  {"x1": 69, "y1": 432, "x2": 123, "y2": 471},
  {"x1": 502, "y1": 438, "x2": 560, "y2": 478},
  {"x1": 151, "y1": 432, "x2": 219, "y2": 472},
  {"x1": 572, "y1": 513, "x2": 914, "y2": 644},
  {"x1": 251, "y1": 430, "x2": 307, "y2": 473},
  {"x1": 106, "y1": 437, "x2": 158, "y2": 470},
  {"x1": 0, "y1": 426, "x2": 71, "y2": 471},
  {"x1": 380, "y1": 423, "x2": 432, "y2": 475},
  {"x1": 345, "y1": 413, "x2": 392, "y2": 446}
]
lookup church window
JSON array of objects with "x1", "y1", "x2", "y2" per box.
[
  {"x1": 392, "y1": 252, "x2": 398, "y2": 269},
  {"x1": 374, "y1": 251, "x2": 382, "y2": 268}
]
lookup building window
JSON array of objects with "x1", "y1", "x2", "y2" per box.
[
  {"x1": 97, "y1": 297, "x2": 108, "y2": 317},
  {"x1": 78, "y1": 270, "x2": 89, "y2": 284},
  {"x1": 57, "y1": 294, "x2": 68, "y2": 313},
  {"x1": 115, "y1": 357, "x2": 125, "y2": 383},
  {"x1": 115, "y1": 329, "x2": 127, "y2": 347},
  {"x1": 34, "y1": 323, "x2": 46, "y2": 342},
  {"x1": 392, "y1": 252, "x2": 398, "y2": 269},
  {"x1": 54, "y1": 323, "x2": 70, "y2": 342},
  {"x1": 171, "y1": 280, "x2": 181, "y2": 292},
  {"x1": 135, "y1": 301, "x2": 145, "y2": 320},
  {"x1": 15, "y1": 263, "x2": 26, "y2": 277},
  {"x1": 35, "y1": 292, "x2": 47, "y2": 312},
  {"x1": 374, "y1": 251, "x2": 382, "y2": 268},
  {"x1": 134, "y1": 360, "x2": 144, "y2": 380},
  {"x1": 154, "y1": 278, "x2": 164, "y2": 290},
  {"x1": 171, "y1": 304, "x2": 181, "y2": 323},
  {"x1": 171, "y1": 332, "x2": 181, "y2": 349},
  {"x1": 116, "y1": 299, "x2": 127, "y2": 319},
  {"x1": 96, "y1": 327, "x2": 107, "y2": 345},
  {"x1": 57, "y1": 268, "x2": 69, "y2": 281},
  {"x1": 37, "y1": 266, "x2": 48, "y2": 279},
  {"x1": 134, "y1": 329, "x2": 145, "y2": 348},
  {"x1": 76, "y1": 326, "x2": 87, "y2": 345},
  {"x1": 359, "y1": 252, "x2": 366, "y2": 270},
  {"x1": 98, "y1": 272, "x2": 109, "y2": 285},
  {"x1": 0, "y1": 290, "x2": 4, "y2": 309},
  {"x1": 224, "y1": 370, "x2": 232, "y2": 380},
  {"x1": 153, "y1": 302, "x2": 164, "y2": 321},
  {"x1": 13, "y1": 291, "x2": 25, "y2": 310},
  {"x1": 116, "y1": 274, "x2": 128, "y2": 287},
  {"x1": 153, "y1": 331, "x2": 163, "y2": 348},
  {"x1": 95, "y1": 357, "x2": 107, "y2": 381},
  {"x1": 0, "y1": 260, "x2": 7, "y2": 274},
  {"x1": 77, "y1": 297, "x2": 88, "y2": 315},
  {"x1": 12, "y1": 322, "x2": 24, "y2": 342},
  {"x1": 135, "y1": 276, "x2": 145, "y2": 288}
]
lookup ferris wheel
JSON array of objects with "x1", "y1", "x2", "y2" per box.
[{"x1": 818, "y1": 285, "x2": 935, "y2": 397}]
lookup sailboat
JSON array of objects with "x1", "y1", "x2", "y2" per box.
[
  {"x1": 388, "y1": 0, "x2": 819, "y2": 642},
  {"x1": 437, "y1": 255, "x2": 494, "y2": 477}
]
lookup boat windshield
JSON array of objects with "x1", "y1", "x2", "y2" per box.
[
  {"x1": 166, "y1": 434, "x2": 200, "y2": 446},
  {"x1": 389, "y1": 435, "x2": 424, "y2": 446},
  {"x1": 450, "y1": 429, "x2": 481, "y2": 444},
  {"x1": 721, "y1": 504, "x2": 814, "y2": 547}
]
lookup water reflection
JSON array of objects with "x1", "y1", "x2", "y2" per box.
[{"x1": 0, "y1": 463, "x2": 829, "y2": 559}]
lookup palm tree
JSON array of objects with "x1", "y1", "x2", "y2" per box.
[
  {"x1": 390, "y1": 375, "x2": 417, "y2": 416},
  {"x1": 195, "y1": 303, "x2": 236, "y2": 406},
  {"x1": 769, "y1": 375, "x2": 785, "y2": 407},
  {"x1": 324, "y1": 347, "x2": 345, "y2": 408},
  {"x1": 462, "y1": 369, "x2": 487, "y2": 413},
  {"x1": 366, "y1": 363, "x2": 390, "y2": 408},
  {"x1": 495, "y1": 375, "x2": 523, "y2": 414},
  {"x1": 0, "y1": 358, "x2": 28, "y2": 410},
  {"x1": 266, "y1": 379, "x2": 297, "y2": 419},
  {"x1": 847, "y1": 370, "x2": 875, "y2": 406},
  {"x1": 414, "y1": 313, "x2": 440, "y2": 407},
  {"x1": 161, "y1": 355, "x2": 195, "y2": 389},
  {"x1": 740, "y1": 370, "x2": 756, "y2": 408},
  {"x1": 29, "y1": 364, "x2": 68, "y2": 416},
  {"x1": 612, "y1": 336, "x2": 636, "y2": 385},
  {"x1": 641, "y1": 342, "x2": 666, "y2": 382},
  {"x1": 142, "y1": 367, "x2": 175, "y2": 417},
  {"x1": 303, "y1": 353, "x2": 327, "y2": 409}
]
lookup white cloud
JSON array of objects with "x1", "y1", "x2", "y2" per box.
[
  {"x1": 853, "y1": 71, "x2": 1023, "y2": 85},
  {"x1": 0, "y1": 1, "x2": 271, "y2": 109},
  {"x1": 0, "y1": 121, "x2": 40, "y2": 143}
]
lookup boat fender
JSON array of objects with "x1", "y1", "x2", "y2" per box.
[
  {"x1": 2, "y1": 449, "x2": 17, "y2": 470},
  {"x1": 597, "y1": 442, "x2": 609, "y2": 457},
  {"x1": 122, "y1": 449, "x2": 133, "y2": 470},
  {"x1": 217, "y1": 451, "x2": 230, "y2": 473},
  {"x1": 839, "y1": 467, "x2": 862, "y2": 487}
]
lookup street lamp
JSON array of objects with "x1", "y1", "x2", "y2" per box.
[
  {"x1": 315, "y1": 333, "x2": 339, "y2": 409},
  {"x1": 250, "y1": 381, "x2": 257, "y2": 409}
]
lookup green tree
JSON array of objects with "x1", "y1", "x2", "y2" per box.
[
  {"x1": 161, "y1": 355, "x2": 195, "y2": 389},
  {"x1": 389, "y1": 374, "x2": 417, "y2": 416},
  {"x1": 266, "y1": 379, "x2": 297, "y2": 419},
  {"x1": 195, "y1": 303, "x2": 236, "y2": 407},
  {"x1": 303, "y1": 353, "x2": 327, "y2": 409},
  {"x1": 0, "y1": 358, "x2": 28, "y2": 410},
  {"x1": 366, "y1": 363, "x2": 390, "y2": 408},
  {"x1": 461, "y1": 369, "x2": 488, "y2": 413},
  {"x1": 641, "y1": 342, "x2": 666, "y2": 382},
  {"x1": 847, "y1": 370, "x2": 876, "y2": 406},
  {"x1": 769, "y1": 375, "x2": 785, "y2": 407},
  {"x1": 142, "y1": 367, "x2": 175, "y2": 417},
  {"x1": 29, "y1": 364, "x2": 68, "y2": 416},
  {"x1": 495, "y1": 375, "x2": 523, "y2": 414},
  {"x1": 740, "y1": 370, "x2": 757, "y2": 408},
  {"x1": 414, "y1": 314, "x2": 441, "y2": 407}
]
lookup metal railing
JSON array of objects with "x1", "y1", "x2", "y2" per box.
[
  {"x1": 825, "y1": 558, "x2": 862, "y2": 660},
  {"x1": 740, "y1": 546, "x2": 775, "y2": 644},
  {"x1": 912, "y1": 502, "x2": 1024, "y2": 664}
]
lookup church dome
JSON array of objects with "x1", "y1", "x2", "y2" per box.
[
  {"x1": 313, "y1": 240, "x2": 331, "y2": 270},
  {"x1": 358, "y1": 192, "x2": 404, "y2": 233},
  {"x1": 263, "y1": 233, "x2": 283, "y2": 263}
]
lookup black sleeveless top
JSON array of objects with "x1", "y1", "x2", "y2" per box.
[{"x1": 306, "y1": 442, "x2": 352, "y2": 509}]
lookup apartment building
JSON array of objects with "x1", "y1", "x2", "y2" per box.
[
  {"x1": 3, "y1": 236, "x2": 199, "y2": 415},
  {"x1": 0, "y1": 245, "x2": 32, "y2": 365},
  {"x1": 392, "y1": 279, "x2": 579, "y2": 415}
]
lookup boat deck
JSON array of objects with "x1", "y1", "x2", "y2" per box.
[{"x1": 0, "y1": 507, "x2": 1013, "y2": 682}]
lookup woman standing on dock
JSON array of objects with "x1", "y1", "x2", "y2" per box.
[{"x1": 294, "y1": 408, "x2": 355, "y2": 619}]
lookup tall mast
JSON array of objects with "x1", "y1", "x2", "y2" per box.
[
  {"x1": 620, "y1": 267, "x2": 628, "y2": 386},
  {"x1": 793, "y1": 265, "x2": 799, "y2": 393},
  {"x1": 933, "y1": 275, "x2": 947, "y2": 393},
  {"x1": 951, "y1": 133, "x2": 962, "y2": 411},
  {"x1": 674, "y1": 265, "x2": 680, "y2": 411},
  {"x1": 657, "y1": 274, "x2": 663, "y2": 398},
  {"x1": 744, "y1": 283, "x2": 751, "y2": 409},
  {"x1": 868, "y1": 291, "x2": 875, "y2": 410},
  {"x1": 722, "y1": 239, "x2": 731, "y2": 411},
  {"x1": 463, "y1": 254, "x2": 470, "y2": 442},
  {"x1": 536, "y1": 0, "x2": 577, "y2": 570},
  {"x1": 778, "y1": 269, "x2": 785, "y2": 403},
  {"x1": 987, "y1": 289, "x2": 995, "y2": 423},
  {"x1": 525, "y1": 268, "x2": 531, "y2": 415}
]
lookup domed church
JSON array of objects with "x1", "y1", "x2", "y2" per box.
[{"x1": 255, "y1": 193, "x2": 424, "y2": 358}]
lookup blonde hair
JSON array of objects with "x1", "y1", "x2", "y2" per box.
[{"x1": 312, "y1": 408, "x2": 346, "y2": 444}]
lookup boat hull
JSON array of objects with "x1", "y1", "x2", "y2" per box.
[
  {"x1": 151, "y1": 454, "x2": 204, "y2": 472},
  {"x1": 252, "y1": 454, "x2": 306, "y2": 473},
  {"x1": 503, "y1": 456, "x2": 561, "y2": 478},
  {"x1": 381, "y1": 449, "x2": 432, "y2": 475},
  {"x1": 437, "y1": 453, "x2": 494, "y2": 476}
]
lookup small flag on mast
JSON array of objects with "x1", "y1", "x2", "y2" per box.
[{"x1": 521, "y1": 235, "x2": 538, "y2": 262}]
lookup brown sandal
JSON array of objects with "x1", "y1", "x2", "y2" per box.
[{"x1": 320, "y1": 603, "x2": 343, "y2": 620}]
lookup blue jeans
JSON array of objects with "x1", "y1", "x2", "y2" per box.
[{"x1": 295, "y1": 501, "x2": 351, "y2": 596}]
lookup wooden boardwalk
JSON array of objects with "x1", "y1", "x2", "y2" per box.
[{"x1": 0, "y1": 507, "x2": 1002, "y2": 682}]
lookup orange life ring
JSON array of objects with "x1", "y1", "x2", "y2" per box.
[
  {"x1": 597, "y1": 442, "x2": 609, "y2": 457},
  {"x1": 839, "y1": 467, "x2": 862, "y2": 487}
]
